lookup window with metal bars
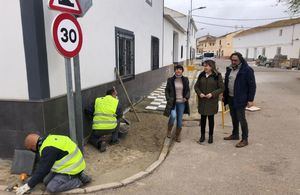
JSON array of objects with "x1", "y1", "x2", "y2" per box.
[{"x1": 115, "y1": 27, "x2": 135, "y2": 80}]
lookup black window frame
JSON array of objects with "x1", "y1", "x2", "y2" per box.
[
  {"x1": 181, "y1": 45, "x2": 183, "y2": 59},
  {"x1": 115, "y1": 27, "x2": 135, "y2": 81},
  {"x1": 151, "y1": 36, "x2": 160, "y2": 70}
]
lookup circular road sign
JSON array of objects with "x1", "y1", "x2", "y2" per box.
[{"x1": 52, "y1": 13, "x2": 83, "y2": 58}]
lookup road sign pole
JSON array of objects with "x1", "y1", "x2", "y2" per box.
[
  {"x1": 73, "y1": 55, "x2": 84, "y2": 152},
  {"x1": 65, "y1": 58, "x2": 77, "y2": 142}
]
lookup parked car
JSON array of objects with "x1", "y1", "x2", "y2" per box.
[
  {"x1": 201, "y1": 52, "x2": 215, "y2": 63},
  {"x1": 196, "y1": 53, "x2": 203, "y2": 60}
]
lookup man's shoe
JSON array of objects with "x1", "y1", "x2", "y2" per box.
[
  {"x1": 236, "y1": 140, "x2": 248, "y2": 148},
  {"x1": 79, "y1": 172, "x2": 92, "y2": 186},
  {"x1": 224, "y1": 135, "x2": 239, "y2": 140},
  {"x1": 199, "y1": 135, "x2": 205, "y2": 143},
  {"x1": 208, "y1": 136, "x2": 213, "y2": 144}
]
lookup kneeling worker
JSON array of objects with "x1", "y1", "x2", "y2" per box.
[
  {"x1": 16, "y1": 134, "x2": 91, "y2": 195},
  {"x1": 88, "y1": 87, "x2": 122, "y2": 152}
]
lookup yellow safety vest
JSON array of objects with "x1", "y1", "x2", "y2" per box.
[
  {"x1": 92, "y1": 95, "x2": 119, "y2": 130},
  {"x1": 39, "y1": 135, "x2": 86, "y2": 175}
]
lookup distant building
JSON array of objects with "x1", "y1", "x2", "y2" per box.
[
  {"x1": 233, "y1": 18, "x2": 300, "y2": 60},
  {"x1": 197, "y1": 31, "x2": 241, "y2": 58},
  {"x1": 215, "y1": 31, "x2": 241, "y2": 58},
  {"x1": 196, "y1": 35, "x2": 216, "y2": 54}
]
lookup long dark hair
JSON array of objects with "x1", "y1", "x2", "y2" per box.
[
  {"x1": 230, "y1": 52, "x2": 247, "y2": 66},
  {"x1": 203, "y1": 60, "x2": 219, "y2": 75}
]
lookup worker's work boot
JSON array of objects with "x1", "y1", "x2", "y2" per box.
[
  {"x1": 79, "y1": 172, "x2": 92, "y2": 186},
  {"x1": 98, "y1": 141, "x2": 107, "y2": 152},
  {"x1": 174, "y1": 127, "x2": 182, "y2": 142},
  {"x1": 167, "y1": 125, "x2": 173, "y2": 138}
]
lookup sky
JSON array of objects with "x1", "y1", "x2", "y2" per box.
[{"x1": 165, "y1": 0, "x2": 299, "y2": 38}]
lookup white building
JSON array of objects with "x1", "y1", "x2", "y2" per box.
[
  {"x1": 0, "y1": 0, "x2": 171, "y2": 158},
  {"x1": 233, "y1": 18, "x2": 300, "y2": 60},
  {"x1": 163, "y1": 7, "x2": 198, "y2": 65}
]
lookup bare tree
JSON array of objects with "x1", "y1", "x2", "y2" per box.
[{"x1": 278, "y1": 0, "x2": 300, "y2": 14}]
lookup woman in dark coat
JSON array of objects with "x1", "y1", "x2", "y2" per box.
[
  {"x1": 194, "y1": 60, "x2": 224, "y2": 144},
  {"x1": 164, "y1": 65, "x2": 190, "y2": 142}
]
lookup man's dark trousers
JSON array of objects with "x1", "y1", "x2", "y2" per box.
[{"x1": 228, "y1": 96, "x2": 248, "y2": 140}]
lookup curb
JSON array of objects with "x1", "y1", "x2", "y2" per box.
[
  {"x1": 0, "y1": 137, "x2": 171, "y2": 194},
  {"x1": 61, "y1": 137, "x2": 170, "y2": 194}
]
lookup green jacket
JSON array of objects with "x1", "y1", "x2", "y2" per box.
[{"x1": 194, "y1": 71, "x2": 224, "y2": 115}]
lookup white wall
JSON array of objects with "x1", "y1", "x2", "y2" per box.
[
  {"x1": 0, "y1": 1, "x2": 28, "y2": 100},
  {"x1": 234, "y1": 24, "x2": 300, "y2": 59},
  {"x1": 176, "y1": 17, "x2": 197, "y2": 60},
  {"x1": 163, "y1": 18, "x2": 186, "y2": 66},
  {"x1": 43, "y1": 0, "x2": 164, "y2": 97}
]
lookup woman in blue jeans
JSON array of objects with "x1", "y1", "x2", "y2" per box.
[{"x1": 164, "y1": 65, "x2": 190, "y2": 142}]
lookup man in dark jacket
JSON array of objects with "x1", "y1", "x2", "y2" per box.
[
  {"x1": 223, "y1": 52, "x2": 256, "y2": 148},
  {"x1": 16, "y1": 134, "x2": 91, "y2": 195}
]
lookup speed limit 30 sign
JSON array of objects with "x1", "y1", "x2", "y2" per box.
[{"x1": 52, "y1": 13, "x2": 83, "y2": 58}]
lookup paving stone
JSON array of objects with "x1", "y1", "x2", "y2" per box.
[
  {"x1": 11, "y1": 149, "x2": 36, "y2": 175},
  {"x1": 145, "y1": 106, "x2": 157, "y2": 110},
  {"x1": 150, "y1": 102, "x2": 161, "y2": 106},
  {"x1": 158, "y1": 105, "x2": 166, "y2": 109}
]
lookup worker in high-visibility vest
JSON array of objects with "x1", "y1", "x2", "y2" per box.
[
  {"x1": 87, "y1": 87, "x2": 123, "y2": 152},
  {"x1": 16, "y1": 134, "x2": 91, "y2": 195}
]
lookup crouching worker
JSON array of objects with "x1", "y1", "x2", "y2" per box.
[
  {"x1": 16, "y1": 134, "x2": 91, "y2": 195},
  {"x1": 87, "y1": 87, "x2": 122, "y2": 152}
]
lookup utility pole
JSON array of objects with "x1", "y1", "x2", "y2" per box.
[
  {"x1": 186, "y1": 1, "x2": 206, "y2": 66},
  {"x1": 186, "y1": 0, "x2": 192, "y2": 66}
]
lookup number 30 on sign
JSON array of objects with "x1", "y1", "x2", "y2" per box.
[{"x1": 52, "y1": 13, "x2": 83, "y2": 58}]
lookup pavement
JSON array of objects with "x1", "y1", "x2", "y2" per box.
[{"x1": 89, "y1": 59, "x2": 300, "y2": 195}]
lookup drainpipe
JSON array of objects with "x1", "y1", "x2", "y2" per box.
[{"x1": 291, "y1": 24, "x2": 295, "y2": 46}]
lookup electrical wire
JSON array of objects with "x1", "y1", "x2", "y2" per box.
[{"x1": 192, "y1": 15, "x2": 300, "y2": 21}]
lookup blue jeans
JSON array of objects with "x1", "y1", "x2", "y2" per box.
[{"x1": 168, "y1": 102, "x2": 185, "y2": 128}]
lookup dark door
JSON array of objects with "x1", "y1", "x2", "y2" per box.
[{"x1": 151, "y1": 36, "x2": 159, "y2": 70}]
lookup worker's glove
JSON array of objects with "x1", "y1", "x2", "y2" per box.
[{"x1": 16, "y1": 183, "x2": 30, "y2": 195}]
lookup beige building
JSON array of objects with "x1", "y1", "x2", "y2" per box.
[
  {"x1": 215, "y1": 31, "x2": 241, "y2": 58},
  {"x1": 197, "y1": 31, "x2": 241, "y2": 58},
  {"x1": 196, "y1": 35, "x2": 216, "y2": 54}
]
